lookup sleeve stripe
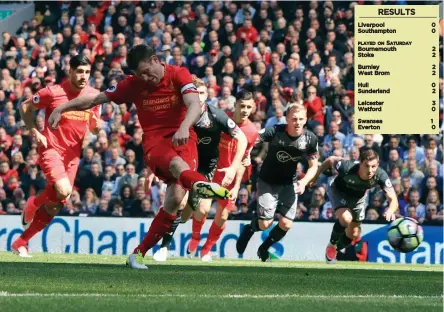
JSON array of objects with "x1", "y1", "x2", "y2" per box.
[{"x1": 181, "y1": 83, "x2": 197, "y2": 94}]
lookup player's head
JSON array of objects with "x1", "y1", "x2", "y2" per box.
[
  {"x1": 234, "y1": 90, "x2": 255, "y2": 123},
  {"x1": 193, "y1": 77, "x2": 207, "y2": 106},
  {"x1": 358, "y1": 147, "x2": 379, "y2": 180},
  {"x1": 127, "y1": 44, "x2": 163, "y2": 85},
  {"x1": 69, "y1": 55, "x2": 91, "y2": 89},
  {"x1": 285, "y1": 103, "x2": 307, "y2": 136}
]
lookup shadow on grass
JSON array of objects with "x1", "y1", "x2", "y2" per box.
[{"x1": 0, "y1": 261, "x2": 441, "y2": 277}]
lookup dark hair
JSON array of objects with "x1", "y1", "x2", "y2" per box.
[
  {"x1": 114, "y1": 200, "x2": 124, "y2": 208},
  {"x1": 126, "y1": 44, "x2": 155, "y2": 71},
  {"x1": 359, "y1": 147, "x2": 379, "y2": 162},
  {"x1": 69, "y1": 54, "x2": 91, "y2": 70},
  {"x1": 391, "y1": 165, "x2": 401, "y2": 173},
  {"x1": 408, "y1": 187, "x2": 420, "y2": 197},
  {"x1": 235, "y1": 90, "x2": 254, "y2": 102},
  {"x1": 407, "y1": 136, "x2": 417, "y2": 143}
]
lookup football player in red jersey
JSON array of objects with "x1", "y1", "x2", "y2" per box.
[
  {"x1": 12, "y1": 55, "x2": 101, "y2": 257},
  {"x1": 153, "y1": 78, "x2": 248, "y2": 262},
  {"x1": 48, "y1": 45, "x2": 230, "y2": 269},
  {"x1": 187, "y1": 91, "x2": 259, "y2": 262}
]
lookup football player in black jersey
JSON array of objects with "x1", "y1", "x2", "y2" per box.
[
  {"x1": 311, "y1": 147, "x2": 398, "y2": 264},
  {"x1": 236, "y1": 103, "x2": 319, "y2": 262},
  {"x1": 153, "y1": 78, "x2": 247, "y2": 261}
]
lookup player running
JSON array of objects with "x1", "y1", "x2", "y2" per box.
[
  {"x1": 48, "y1": 45, "x2": 230, "y2": 269},
  {"x1": 236, "y1": 103, "x2": 319, "y2": 262},
  {"x1": 308, "y1": 147, "x2": 398, "y2": 264},
  {"x1": 153, "y1": 78, "x2": 248, "y2": 262},
  {"x1": 12, "y1": 55, "x2": 101, "y2": 257},
  {"x1": 192, "y1": 90, "x2": 258, "y2": 262}
]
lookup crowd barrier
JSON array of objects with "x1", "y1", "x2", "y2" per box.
[{"x1": 0, "y1": 216, "x2": 442, "y2": 264}]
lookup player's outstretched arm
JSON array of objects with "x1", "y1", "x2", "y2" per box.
[
  {"x1": 20, "y1": 98, "x2": 47, "y2": 148},
  {"x1": 173, "y1": 92, "x2": 201, "y2": 146},
  {"x1": 218, "y1": 130, "x2": 248, "y2": 187},
  {"x1": 48, "y1": 92, "x2": 109, "y2": 129},
  {"x1": 308, "y1": 155, "x2": 342, "y2": 187},
  {"x1": 383, "y1": 186, "x2": 399, "y2": 222}
]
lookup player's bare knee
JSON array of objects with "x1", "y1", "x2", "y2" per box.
[
  {"x1": 279, "y1": 218, "x2": 293, "y2": 231},
  {"x1": 198, "y1": 199, "x2": 212, "y2": 215},
  {"x1": 337, "y1": 209, "x2": 353, "y2": 227},
  {"x1": 258, "y1": 219, "x2": 272, "y2": 230},
  {"x1": 55, "y1": 180, "x2": 72, "y2": 201},
  {"x1": 169, "y1": 157, "x2": 189, "y2": 178},
  {"x1": 164, "y1": 196, "x2": 182, "y2": 214},
  {"x1": 55, "y1": 188, "x2": 71, "y2": 201}
]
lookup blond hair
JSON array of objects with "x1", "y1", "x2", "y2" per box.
[
  {"x1": 192, "y1": 77, "x2": 206, "y2": 88},
  {"x1": 286, "y1": 103, "x2": 307, "y2": 115}
]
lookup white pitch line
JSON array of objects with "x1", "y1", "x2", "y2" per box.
[{"x1": 0, "y1": 292, "x2": 441, "y2": 299}]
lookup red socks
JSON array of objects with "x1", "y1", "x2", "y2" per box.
[
  {"x1": 200, "y1": 222, "x2": 226, "y2": 256},
  {"x1": 188, "y1": 216, "x2": 206, "y2": 252},
  {"x1": 191, "y1": 215, "x2": 206, "y2": 240},
  {"x1": 21, "y1": 207, "x2": 54, "y2": 242},
  {"x1": 34, "y1": 186, "x2": 59, "y2": 207},
  {"x1": 134, "y1": 208, "x2": 177, "y2": 256},
  {"x1": 179, "y1": 170, "x2": 207, "y2": 190}
]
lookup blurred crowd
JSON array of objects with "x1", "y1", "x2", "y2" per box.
[{"x1": 0, "y1": 1, "x2": 442, "y2": 225}]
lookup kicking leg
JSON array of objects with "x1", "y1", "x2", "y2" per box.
[{"x1": 169, "y1": 156, "x2": 229, "y2": 200}]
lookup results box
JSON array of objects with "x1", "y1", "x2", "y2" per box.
[{"x1": 354, "y1": 5, "x2": 439, "y2": 134}]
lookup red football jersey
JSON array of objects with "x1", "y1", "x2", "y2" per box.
[
  {"x1": 217, "y1": 119, "x2": 258, "y2": 170},
  {"x1": 31, "y1": 81, "x2": 100, "y2": 155},
  {"x1": 103, "y1": 63, "x2": 198, "y2": 139}
]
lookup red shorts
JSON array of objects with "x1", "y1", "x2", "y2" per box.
[
  {"x1": 213, "y1": 170, "x2": 236, "y2": 211},
  {"x1": 39, "y1": 148, "x2": 80, "y2": 187},
  {"x1": 143, "y1": 135, "x2": 198, "y2": 185}
]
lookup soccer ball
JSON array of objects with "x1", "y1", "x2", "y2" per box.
[{"x1": 387, "y1": 217, "x2": 424, "y2": 253}]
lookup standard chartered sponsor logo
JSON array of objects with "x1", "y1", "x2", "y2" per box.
[{"x1": 276, "y1": 151, "x2": 300, "y2": 163}]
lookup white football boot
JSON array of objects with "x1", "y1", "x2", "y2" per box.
[
  {"x1": 126, "y1": 250, "x2": 148, "y2": 269},
  {"x1": 153, "y1": 247, "x2": 169, "y2": 262}
]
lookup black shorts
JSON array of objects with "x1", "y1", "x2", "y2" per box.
[{"x1": 327, "y1": 180, "x2": 367, "y2": 222}]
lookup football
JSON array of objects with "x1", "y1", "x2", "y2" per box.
[{"x1": 387, "y1": 217, "x2": 424, "y2": 253}]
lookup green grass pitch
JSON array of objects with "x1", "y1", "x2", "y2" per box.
[{"x1": 0, "y1": 253, "x2": 442, "y2": 312}]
